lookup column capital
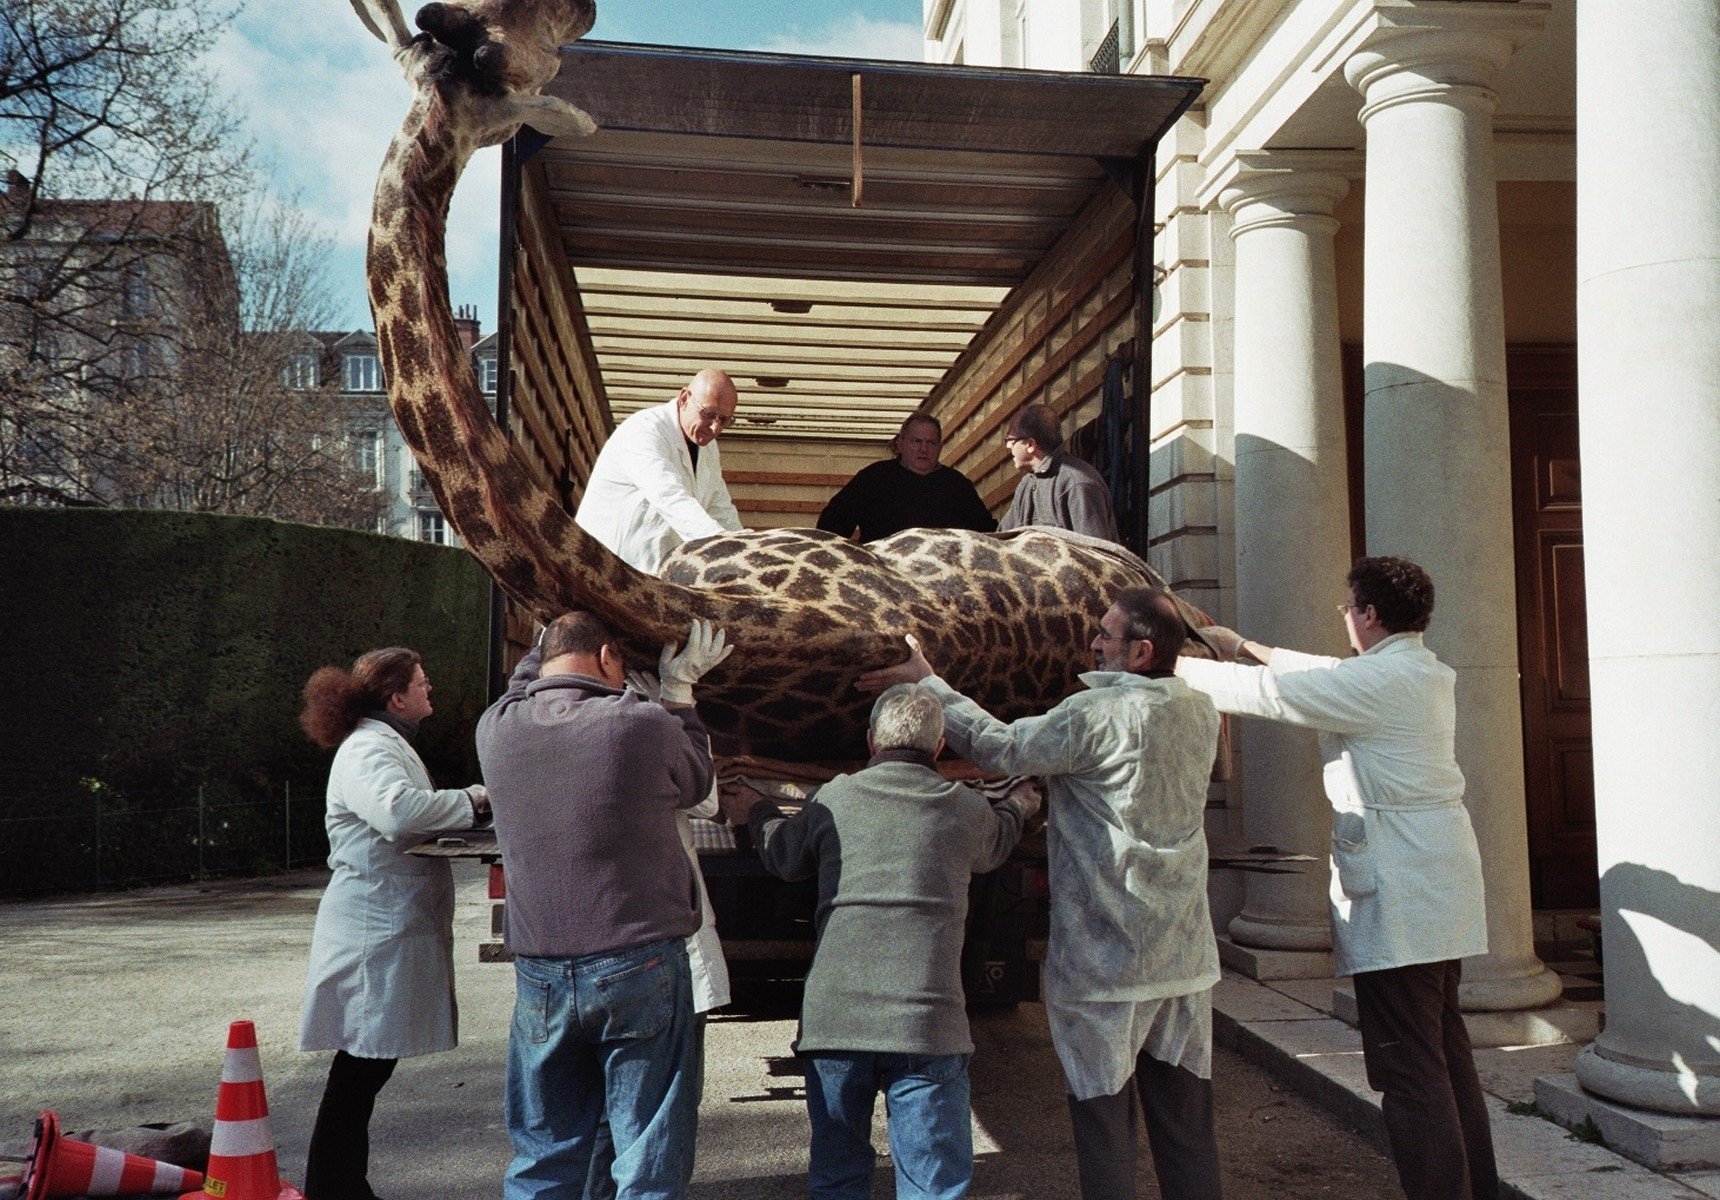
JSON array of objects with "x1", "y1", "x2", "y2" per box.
[
  {"x1": 1201, "y1": 150, "x2": 1360, "y2": 238},
  {"x1": 1344, "y1": 3, "x2": 1549, "y2": 120}
]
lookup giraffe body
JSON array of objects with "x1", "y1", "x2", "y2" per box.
[{"x1": 359, "y1": 0, "x2": 1214, "y2": 760}]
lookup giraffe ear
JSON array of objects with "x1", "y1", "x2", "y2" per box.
[{"x1": 511, "y1": 94, "x2": 598, "y2": 139}]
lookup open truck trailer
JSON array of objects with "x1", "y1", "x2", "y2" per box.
[{"x1": 478, "y1": 41, "x2": 1203, "y2": 1001}]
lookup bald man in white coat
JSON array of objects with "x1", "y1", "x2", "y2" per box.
[{"x1": 576, "y1": 369, "x2": 744, "y2": 575}]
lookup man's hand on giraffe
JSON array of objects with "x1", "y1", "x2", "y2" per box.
[{"x1": 855, "y1": 634, "x2": 935, "y2": 692}]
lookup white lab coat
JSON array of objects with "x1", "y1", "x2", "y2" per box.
[
  {"x1": 678, "y1": 791, "x2": 731, "y2": 1014},
  {"x1": 926, "y1": 671, "x2": 1222, "y2": 1097},
  {"x1": 299, "y1": 719, "x2": 483, "y2": 1059},
  {"x1": 1177, "y1": 633, "x2": 1488, "y2": 978},
  {"x1": 575, "y1": 399, "x2": 743, "y2": 575}
]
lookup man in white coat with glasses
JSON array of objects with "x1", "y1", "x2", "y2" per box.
[{"x1": 1176, "y1": 555, "x2": 1495, "y2": 1200}]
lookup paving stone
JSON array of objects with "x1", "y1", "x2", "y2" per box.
[
  {"x1": 1265, "y1": 976, "x2": 1347, "y2": 1014},
  {"x1": 1213, "y1": 972, "x2": 1326, "y2": 1022},
  {"x1": 1669, "y1": 1169, "x2": 1720, "y2": 1198},
  {"x1": 1473, "y1": 1043, "x2": 1581, "y2": 1101},
  {"x1": 1216, "y1": 937, "x2": 1335, "y2": 980},
  {"x1": 1536, "y1": 1073, "x2": 1720, "y2": 1172}
]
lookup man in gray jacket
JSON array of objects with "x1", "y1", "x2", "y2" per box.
[
  {"x1": 997, "y1": 403, "x2": 1119, "y2": 542},
  {"x1": 860, "y1": 588, "x2": 1223, "y2": 1200},
  {"x1": 478, "y1": 611, "x2": 732, "y2": 1200},
  {"x1": 723, "y1": 683, "x2": 1041, "y2": 1200}
]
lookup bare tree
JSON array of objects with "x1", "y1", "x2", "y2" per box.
[
  {"x1": 103, "y1": 193, "x2": 388, "y2": 528},
  {"x1": 1, "y1": 0, "x2": 383, "y2": 527}
]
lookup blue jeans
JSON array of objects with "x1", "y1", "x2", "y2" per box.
[
  {"x1": 583, "y1": 1017, "x2": 707, "y2": 1200},
  {"x1": 504, "y1": 939, "x2": 699, "y2": 1200},
  {"x1": 803, "y1": 1051, "x2": 973, "y2": 1200}
]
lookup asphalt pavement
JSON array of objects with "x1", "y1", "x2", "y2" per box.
[{"x1": 1, "y1": 868, "x2": 1401, "y2": 1198}]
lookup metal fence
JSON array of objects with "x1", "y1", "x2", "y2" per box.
[{"x1": 0, "y1": 776, "x2": 330, "y2": 897}]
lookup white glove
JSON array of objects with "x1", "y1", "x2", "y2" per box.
[
  {"x1": 658, "y1": 618, "x2": 734, "y2": 705},
  {"x1": 466, "y1": 784, "x2": 490, "y2": 822},
  {"x1": 625, "y1": 668, "x2": 663, "y2": 703},
  {"x1": 1002, "y1": 779, "x2": 1043, "y2": 824}
]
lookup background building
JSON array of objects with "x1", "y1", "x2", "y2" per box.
[{"x1": 295, "y1": 305, "x2": 497, "y2": 546}]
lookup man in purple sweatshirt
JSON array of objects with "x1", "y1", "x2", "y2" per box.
[{"x1": 478, "y1": 611, "x2": 732, "y2": 1200}]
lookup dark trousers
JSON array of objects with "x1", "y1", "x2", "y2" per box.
[
  {"x1": 1354, "y1": 960, "x2": 1498, "y2": 1200},
  {"x1": 304, "y1": 1050, "x2": 397, "y2": 1200},
  {"x1": 1066, "y1": 1051, "x2": 1222, "y2": 1200}
]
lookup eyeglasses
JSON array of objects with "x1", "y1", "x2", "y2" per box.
[
  {"x1": 1095, "y1": 630, "x2": 1137, "y2": 645},
  {"x1": 1003, "y1": 435, "x2": 1024, "y2": 446},
  {"x1": 1336, "y1": 602, "x2": 1369, "y2": 616}
]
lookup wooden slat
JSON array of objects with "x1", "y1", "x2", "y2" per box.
[
  {"x1": 576, "y1": 270, "x2": 1006, "y2": 310},
  {"x1": 726, "y1": 470, "x2": 852, "y2": 487},
  {"x1": 581, "y1": 298, "x2": 991, "y2": 333},
  {"x1": 594, "y1": 345, "x2": 958, "y2": 370},
  {"x1": 728, "y1": 497, "x2": 828, "y2": 515},
  {"x1": 590, "y1": 320, "x2": 974, "y2": 350},
  {"x1": 936, "y1": 200, "x2": 1134, "y2": 445},
  {"x1": 949, "y1": 284, "x2": 1135, "y2": 479}
]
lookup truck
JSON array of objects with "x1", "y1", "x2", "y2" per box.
[{"x1": 460, "y1": 41, "x2": 1202, "y2": 1003}]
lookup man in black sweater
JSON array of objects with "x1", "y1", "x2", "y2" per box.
[
  {"x1": 817, "y1": 412, "x2": 995, "y2": 543},
  {"x1": 478, "y1": 611, "x2": 731, "y2": 1200}
]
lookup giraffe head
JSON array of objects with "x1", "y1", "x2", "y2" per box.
[
  {"x1": 413, "y1": 0, "x2": 594, "y2": 98},
  {"x1": 353, "y1": 0, "x2": 597, "y2": 143}
]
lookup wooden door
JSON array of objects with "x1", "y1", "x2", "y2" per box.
[{"x1": 1508, "y1": 347, "x2": 1596, "y2": 908}]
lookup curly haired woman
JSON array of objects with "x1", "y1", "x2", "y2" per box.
[{"x1": 297, "y1": 647, "x2": 488, "y2": 1200}]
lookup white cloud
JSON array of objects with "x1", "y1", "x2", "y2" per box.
[
  {"x1": 215, "y1": 0, "x2": 501, "y2": 331},
  {"x1": 755, "y1": 14, "x2": 925, "y2": 61}
]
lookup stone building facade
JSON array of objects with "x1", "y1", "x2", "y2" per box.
[{"x1": 926, "y1": 0, "x2": 1716, "y2": 1131}]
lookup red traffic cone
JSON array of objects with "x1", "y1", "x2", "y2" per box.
[
  {"x1": 17, "y1": 1110, "x2": 203, "y2": 1199},
  {"x1": 180, "y1": 1021, "x2": 303, "y2": 1200}
]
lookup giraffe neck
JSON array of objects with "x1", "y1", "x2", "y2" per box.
[{"x1": 365, "y1": 84, "x2": 686, "y2": 638}]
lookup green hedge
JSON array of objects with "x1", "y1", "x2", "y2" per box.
[{"x1": 0, "y1": 509, "x2": 492, "y2": 890}]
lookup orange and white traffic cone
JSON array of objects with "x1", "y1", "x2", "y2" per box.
[
  {"x1": 180, "y1": 1021, "x2": 303, "y2": 1200},
  {"x1": 16, "y1": 1110, "x2": 203, "y2": 1199}
]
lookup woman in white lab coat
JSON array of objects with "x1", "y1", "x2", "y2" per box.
[{"x1": 297, "y1": 647, "x2": 488, "y2": 1200}]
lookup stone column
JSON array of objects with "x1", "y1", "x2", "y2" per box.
[
  {"x1": 1346, "y1": 21, "x2": 1560, "y2": 1012},
  {"x1": 1571, "y1": 0, "x2": 1720, "y2": 1115},
  {"x1": 1204, "y1": 153, "x2": 1359, "y2": 972}
]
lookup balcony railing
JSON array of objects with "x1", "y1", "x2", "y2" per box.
[{"x1": 1090, "y1": 20, "x2": 1121, "y2": 74}]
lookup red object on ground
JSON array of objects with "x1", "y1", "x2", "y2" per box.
[
  {"x1": 19, "y1": 1110, "x2": 204, "y2": 1199},
  {"x1": 178, "y1": 1020, "x2": 304, "y2": 1200}
]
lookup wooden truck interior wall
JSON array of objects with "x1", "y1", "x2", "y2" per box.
[
  {"x1": 499, "y1": 163, "x2": 612, "y2": 657},
  {"x1": 927, "y1": 185, "x2": 1136, "y2": 513}
]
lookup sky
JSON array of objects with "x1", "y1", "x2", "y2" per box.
[{"x1": 216, "y1": 0, "x2": 926, "y2": 332}]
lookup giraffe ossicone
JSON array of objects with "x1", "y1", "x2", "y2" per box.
[{"x1": 360, "y1": 0, "x2": 1220, "y2": 760}]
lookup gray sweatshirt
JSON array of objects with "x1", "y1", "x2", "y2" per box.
[
  {"x1": 477, "y1": 643, "x2": 712, "y2": 959},
  {"x1": 749, "y1": 750, "x2": 1027, "y2": 1056}
]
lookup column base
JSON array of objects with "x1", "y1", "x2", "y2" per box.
[
  {"x1": 1573, "y1": 1043, "x2": 1720, "y2": 1119},
  {"x1": 1226, "y1": 912, "x2": 1332, "y2": 953},
  {"x1": 1217, "y1": 935, "x2": 1334, "y2": 981},
  {"x1": 1330, "y1": 981, "x2": 1598, "y2": 1047},
  {"x1": 1537, "y1": 1068, "x2": 1720, "y2": 1168},
  {"x1": 1459, "y1": 960, "x2": 1564, "y2": 1011}
]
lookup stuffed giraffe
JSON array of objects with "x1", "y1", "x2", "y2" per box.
[{"x1": 355, "y1": 0, "x2": 1221, "y2": 760}]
